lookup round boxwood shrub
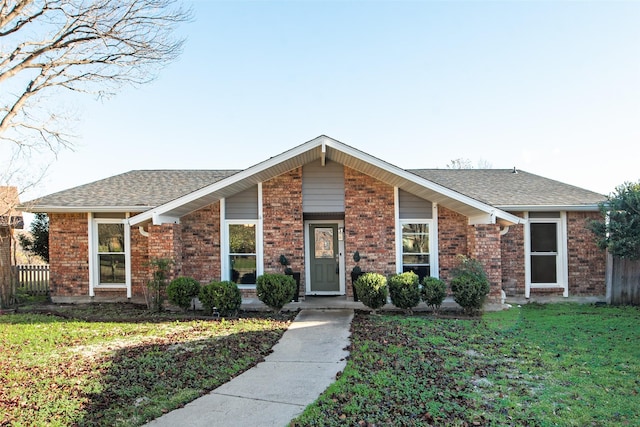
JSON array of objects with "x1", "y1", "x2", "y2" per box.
[
  {"x1": 354, "y1": 272, "x2": 388, "y2": 314},
  {"x1": 449, "y1": 255, "x2": 490, "y2": 315},
  {"x1": 199, "y1": 280, "x2": 242, "y2": 317},
  {"x1": 166, "y1": 276, "x2": 201, "y2": 311},
  {"x1": 421, "y1": 276, "x2": 447, "y2": 313},
  {"x1": 388, "y1": 271, "x2": 420, "y2": 314},
  {"x1": 256, "y1": 273, "x2": 296, "y2": 313}
]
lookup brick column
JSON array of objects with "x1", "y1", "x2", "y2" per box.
[
  {"x1": 344, "y1": 167, "x2": 396, "y2": 298},
  {"x1": 49, "y1": 213, "x2": 90, "y2": 298},
  {"x1": 467, "y1": 223, "x2": 502, "y2": 303},
  {"x1": 148, "y1": 223, "x2": 183, "y2": 281}
]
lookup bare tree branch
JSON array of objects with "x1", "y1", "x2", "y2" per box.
[{"x1": 1, "y1": 0, "x2": 191, "y2": 152}]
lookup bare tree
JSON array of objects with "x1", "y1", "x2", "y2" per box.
[
  {"x1": 0, "y1": 0, "x2": 190, "y2": 307},
  {"x1": 1, "y1": 0, "x2": 191, "y2": 153},
  {"x1": 0, "y1": 186, "x2": 23, "y2": 307},
  {"x1": 446, "y1": 158, "x2": 493, "y2": 169}
]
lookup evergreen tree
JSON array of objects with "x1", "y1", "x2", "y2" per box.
[
  {"x1": 19, "y1": 213, "x2": 49, "y2": 263},
  {"x1": 589, "y1": 181, "x2": 640, "y2": 259}
]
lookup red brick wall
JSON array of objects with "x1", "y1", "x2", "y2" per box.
[
  {"x1": 437, "y1": 207, "x2": 468, "y2": 281},
  {"x1": 567, "y1": 211, "x2": 606, "y2": 295},
  {"x1": 130, "y1": 226, "x2": 149, "y2": 298},
  {"x1": 148, "y1": 223, "x2": 182, "y2": 280},
  {"x1": 49, "y1": 213, "x2": 89, "y2": 296},
  {"x1": 262, "y1": 169, "x2": 305, "y2": 291},
  {"x1": 500, "y1": 217, "x2": 525, "y2": 296},
  {"x1": 468, "y1": 224, "x2": 502, "y2": 302},
  {"x1": 181, "y1": 202, "x2": 221, "y2": 284},
  {"x1": 344, "y1": 168, "x2": 395, "y2": 297}
]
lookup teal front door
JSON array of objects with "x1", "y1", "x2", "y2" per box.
[{"x1": 309, "y1": 223, "x2": 340, "y2": 293}]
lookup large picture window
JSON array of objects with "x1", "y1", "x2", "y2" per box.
[
  {"x1": 401, "y1": 222, "x2": 430, "y2": 280},
  {"x1": 228, "y1": 223, "x2": 257, "y2": 284}
]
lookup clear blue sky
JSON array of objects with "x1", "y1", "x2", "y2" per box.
[{"x1": 25, "y1": 0, "x2": 640, "y2": 201}]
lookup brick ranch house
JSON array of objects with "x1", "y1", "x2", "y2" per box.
[{"x1": 23, "y1": 136, "x2": 607, "y2": 305}]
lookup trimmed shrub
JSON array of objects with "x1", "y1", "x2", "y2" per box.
[
  {"x1": 449, "y1": 255, "x2": 490, "y2": 315},
  {"x1": 256, "y1": 273, "x2": 296, "y2": 313},
  {"x1": 388, "y1": 271, "x2": 420, "y2": 314},
  {"x1": 167, "y1": 277, "x2": 201, "y2": 311},
  {"x1": 421, "y1": 276, "x2": 447, "y2": 313},
  {"x1": 199, "y1": 281, "x2": 242, "y2": 317},
  {"x1": 354, "y1": 272, "x2": 388, "y2": 314}
]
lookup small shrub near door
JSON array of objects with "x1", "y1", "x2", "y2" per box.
[
  {"x1": 167, "y1": 277, "x2": 201, "y2": 311},
  {"x1": 421, "y1": 276, "x2": 447, "y2": 313},
  {"x1": 354, "y1": 273, "x2": 388, "y2": 314},
  {"x1": 256, "y1": 273, "x2": 296, "y2": 313},
  {"x1": 199, "y1": 281, "x2": 242, "y2": 317},
  {"x1": 388, "y1": 271, "x2": 421, "y2": 314},
  {"x1": 449, "y1": 255, "x2": 490, "y2": 315}
]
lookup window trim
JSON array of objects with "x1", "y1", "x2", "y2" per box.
[
  {"x1": 524, "y1": 212, "x2": 568, "y2": 297},
  {"x1": 89, "y1": 214, "x2": 131, "y2": 297},
  {"x1": 394, "y1": 187, "x2": 439, "y2": 279},
  {"x1": 220, "y1": 185, "x2": 263, "y2": 289}
]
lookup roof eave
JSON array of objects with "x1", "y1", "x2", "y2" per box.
[
  {"x1": 18, "y1": 205, "x2": 154, "y2": 213},
  {"x1": 497, "y1": 204, "x2": 601, "y2": 212}
]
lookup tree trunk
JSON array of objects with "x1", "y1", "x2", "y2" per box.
[{"x1": 0, "y1": 227, "x2": 14, "y2": 308}]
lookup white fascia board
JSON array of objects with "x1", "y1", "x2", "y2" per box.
[
  {"x1": 129, "y1": 137, "x2": 327, "y2": 226},
  {"x1": 497, "y1": 204, "x2": 601, "y2": 212},
  {"x1": 324, "y1": 139, "x2": 525, "y2": 225}
]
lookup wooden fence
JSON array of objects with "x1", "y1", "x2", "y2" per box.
[
  {"x1": 607, "y1": 255, "x2": 640, "y2": 305},
  {"x1": 12, "y1": 264, "x2": 50, "y2": 296}
]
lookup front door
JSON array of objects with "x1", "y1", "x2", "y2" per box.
[{"x1": 309, "y1": 223, "x2": 341, "y2": 293}]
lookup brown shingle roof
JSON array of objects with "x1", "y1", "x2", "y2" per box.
[
  {"x1": 28, "y1": 170, "x2": 240, "y2": 209},
  {"x1": 408, "y1": 169, "x2": 605, "y2": 207},
  {"x1": 25, "y1": 167, "x2": 605, "y2": 211}
]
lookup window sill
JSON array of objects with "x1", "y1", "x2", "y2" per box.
[
  {"x1": 95, "y1": 284, "x2": 127, "y2": 289},
  {"x1": 237, "y1": 284, "x2": 256, "y2": 290}
]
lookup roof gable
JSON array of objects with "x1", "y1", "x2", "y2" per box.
[{"x1": 128, "y1": 136, "x2": 523, "y2": 226}]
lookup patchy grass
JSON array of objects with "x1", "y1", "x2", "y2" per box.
[
  {"x1": 292, "y1": 304, "x2": 640, "y2": 426},
  {"x1": 0, "y1": 304, "x2": 295, "y2": 426}
]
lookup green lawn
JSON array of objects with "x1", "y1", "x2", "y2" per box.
[
  {"x1": 0, "y1": 308, "x2": 293, "y2": 426},
  {"x1": 292, "y1": 304, "x2": 640, "y2": 426},
  {"x1": 2, "y1": 304, "x2": 638, "y2": 426}
]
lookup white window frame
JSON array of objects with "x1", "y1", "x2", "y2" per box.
[
  {"x1": 524, "y1": 212, "x2": 568, "y2": 298},
  {"x1": 220, "y1": 185, "x2": 263, "y2": 289},
  {"x1": 89, "y1": 215, "x2": 132, "y2": 298},
  {"x1": 394, "y1": 188, "x2": 439, "y2": 279}
]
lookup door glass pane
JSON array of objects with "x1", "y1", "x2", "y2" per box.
[
  {"x1": 314, "y1": 228, "x2": 334, "y2": 258},
  {"x1": 99, "y1": 254, "x2": 126, "y2": 283},
  {"x1": 531, "y1": 223, "x2": 557, "y2": 252},
  {"x1": 531, "y1": 255, "x2": 557, "y2": 283}
]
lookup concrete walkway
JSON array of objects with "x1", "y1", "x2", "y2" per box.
[{"x1": 145, "y1": 309, "x2": 354, "y2": 427}]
